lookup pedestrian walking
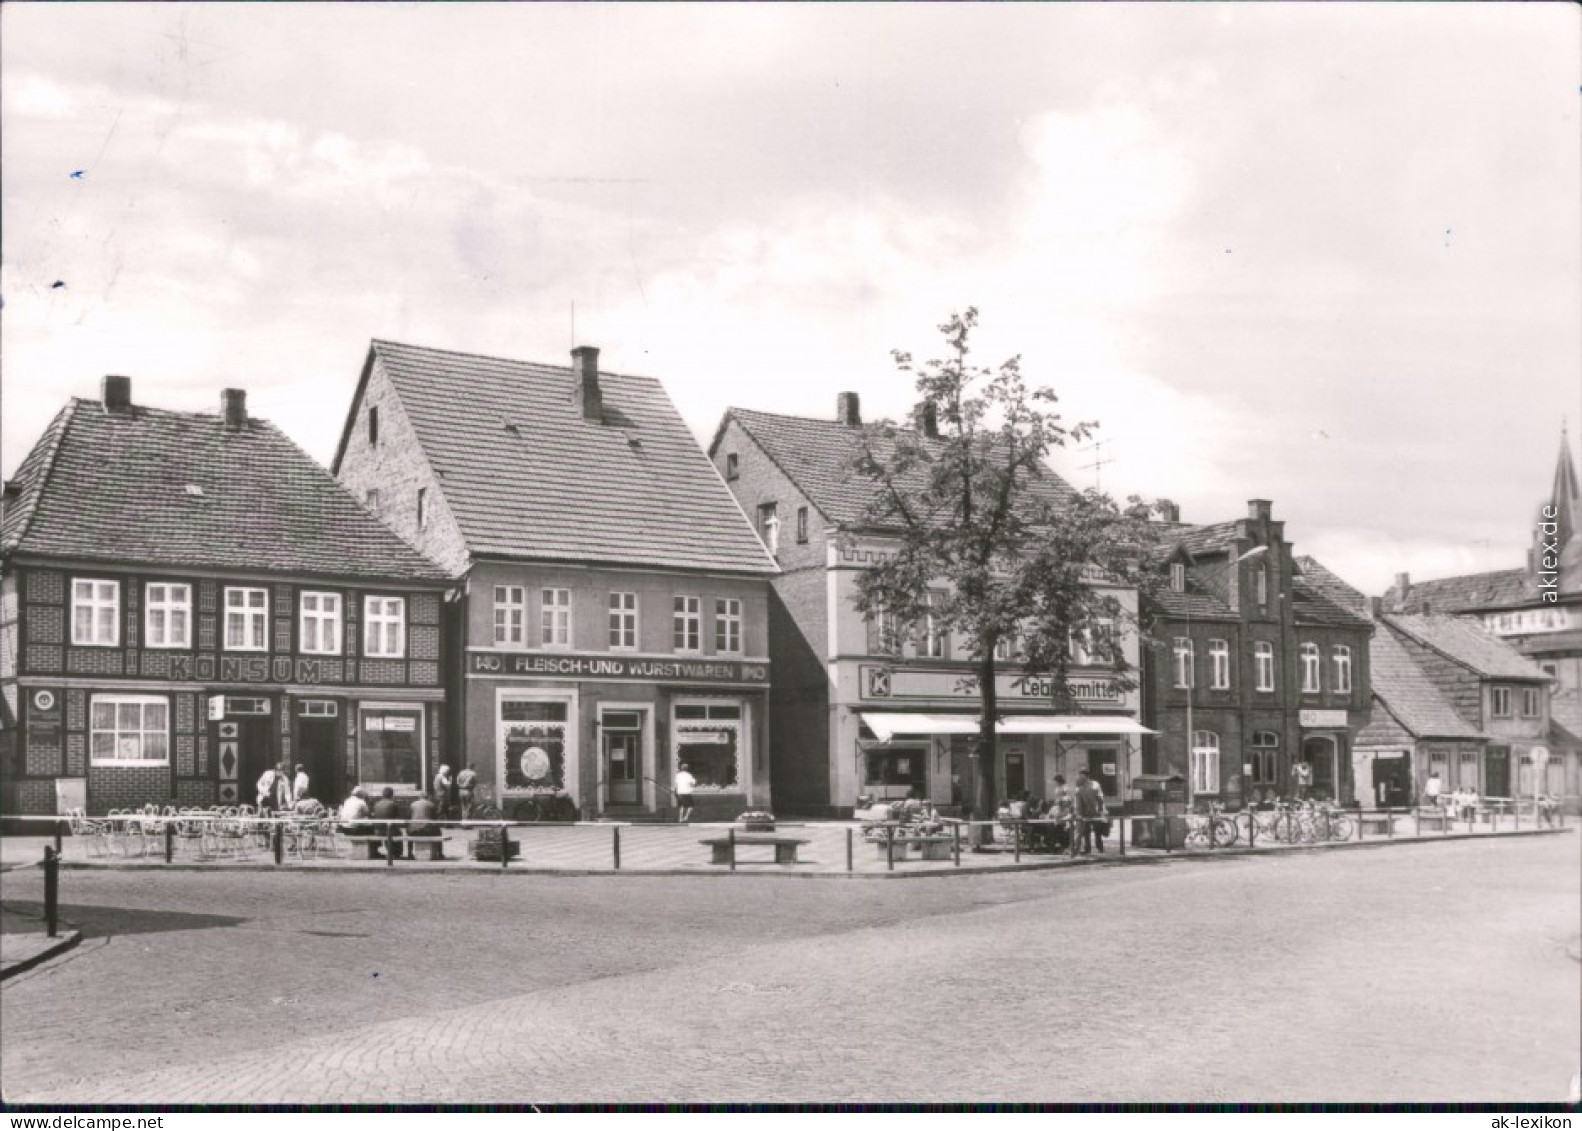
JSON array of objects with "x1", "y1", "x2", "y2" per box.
[
  {"x1": 1075, "y1": 770, "x2": 1107, "y2": 854},
  {"x1": 455, "y1": 763, "x2": 478, "y2": 819},
  {"x1": 1292, "y1": 759, "x2": 1314, "y2": 801},
  {"x1": 292, "y1": 764, "x2": 310, "y2": 805},
  {"x1": 1424, "y1": 770, "x2": 1444, "y2": 809},
  {"x1": 274, "y1": 762, "x2": 294, "y2": 812},
  {"x1": 256, "y1": 766, "x2": 279, "y2": 814},
  {"x1": 432, "y1": 764, "x2": 454, "y2": 819},
  {"x1": 675, "y1": 762, "x2": 696, "y2": 824}
]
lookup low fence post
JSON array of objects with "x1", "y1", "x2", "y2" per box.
[
  {"x1": 886, "y1": 826, "x2": 894, "y2": 872},
  {"x1": 1163, "y1": 816, "x2": 1172, "y2": 855},
  {"x1": 54, "y1": 820, "x2": 65, "y2": 857},
  {"x1": 1118, "y1": 813, "x2": 1126, "y2": 857},
  {"x1": 44, "y1": 846, "x2": 59, "y2": 939},
  {"x1": 1514, "y1": 803, "x2": 1521, "y2": 831},
  {"x1": 165, "y1": 821, "x2": 175, "y2": 864},
  {"x1": 728, "y1": 827, "x2": 736, "y2": 873},
  {"x1": 613, "y1": 825, "x2": 621, "y2": 871},
  {"x1": 1414, "y1": 808, "x2": 1421, "y2": 837},
  {"x1": 1248, "y1": 811, "x2": 1255, "y2": 848},
  {"x1": 845, "y1": 827, "x2": 853, "y2": 874},
  {"x1": 385, "y1": 825, "x2": 395, "y2": 868},
  {"x1": 952, "y1": 822, "x2": 960, "y2": 867},
  {"x1": 1013, "y1": 821, "x2": 1021, "y2": 863},
  {"x1": 1357, "y1": 810, "x2": 1365, "y2": 841},
  {"x1": 500, "y1": 824, "x2": 511, "y2": 870},
  {"x1": 272, "y1": 821, "x2": 283, "y2": 865}
]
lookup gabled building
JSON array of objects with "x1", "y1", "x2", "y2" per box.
[
  {"x1": 1143, "y1": 504, "x2": 1374, "y2": 808},
  {"x1": 710, "y1": 394, "x2": 1149, "y2": 819},
  {"x1": 332, "y1": 341, "x2": 777, "y2": 820},
  {"x1": 1, "y1": 378, "x2": 451, "y2": 816},
  {"x1": 1383, "y1": 428, "x2": 1581, "y2": 805}
]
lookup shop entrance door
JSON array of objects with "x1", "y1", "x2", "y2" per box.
[
  {"x1": 602, "y1": 710, "x2": 645, "y2": 808},
  {"x1": 230, "y1": 713, "x2": 277, "y2": 808},
  {"x1": 1485, "y1": 747, "x2": 1511, "y2": 799},
  {"x1": 1303, "y1": 736, "x2": 1337, "y2": 801},
  {"x1": 295, "y1": 702, "x2": 340, "y2": 806},
  {"x1": 1087, "y1": 747, "x2": 1120, "y2": 805}
]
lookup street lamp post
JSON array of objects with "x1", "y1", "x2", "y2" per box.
[{"x1": 1182, "y1": 545, "x2": 1268, "y2": 808}]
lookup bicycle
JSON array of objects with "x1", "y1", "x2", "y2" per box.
[{"x1": 1184, "y1": 804, "x2": 1239, "y2": 848}]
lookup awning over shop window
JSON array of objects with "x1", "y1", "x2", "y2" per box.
[{"x1": 859, "y1": 712, "x2": 1156, "y2": 743}]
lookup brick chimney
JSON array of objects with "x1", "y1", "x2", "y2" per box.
[
  {"x1": 1157, "y1": 500, "x2": 1181, "y2": 523},
  {"x1": 101, "y1": 375, "x2": 132, "y2": 413},
  {"x1": 572, "y1": 346, "x2": 602, "y2": 422},
  {"x1": 917, "y1": 402, "x2": 939, "y2": 438},
  {"x1": 1394, "y1": 571, "x2": 1410, "y2": 591},
  {"x1": 1248, "y1": 499, "x2": 1272, "y2": 522},
  {"x1": 837, "y1": 392, "x2": 861, "y2": 426},
  {"x1": 221, "y1": 389, "x2": 247, "y2": 431},
  {"x1": 1367, "y1": 595, "x2": 1382, "y2": 619}
]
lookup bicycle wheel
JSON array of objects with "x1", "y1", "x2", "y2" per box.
[
  {"x1": 1328, "y1": 815, "x2": 1355, "y2": 841},
  {"x1": 1211, "y1": 817, "x2": 1239, "y2": 846},
  {"x1": 1271, "y1": 813, "x2": 1298, "y2": 844},
  {"x1": 473, "y1": 802, "x2": 504, "y2": 821},
  {"x1": 1184, "y1": 816, "x2": 1209, "y2": 847},
  {"x1": 509, "y1": 797, "x2": 541, "y2": 823}
]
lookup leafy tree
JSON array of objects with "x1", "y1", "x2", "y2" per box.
[{"x1": 848, "y1": 308, "x2": 1167, "y2": 821}]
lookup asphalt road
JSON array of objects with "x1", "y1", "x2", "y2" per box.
[{"x1": 2, "y1": 833, "x2": 1577, "y2": 1104}]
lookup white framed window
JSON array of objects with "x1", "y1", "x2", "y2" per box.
[
  {"x1": 673, "y1": 595, "x2": 702, "y2": 653},
  {"x1": 1209, "y1": 639, "x2": 1230, "y2": 689},
  {"x1": 796, "y1": 506, "x2": 809, "y2": 544},
  {"x1": 224, "y1": 587, "x2": 269, "y2": 651},
  {"x1": 922, "y1": 591, "x2": 947, "y2": 658},
  {"x1": 72, "y1": 578, "x2": 120, "y2": 646},
  {"x1": 757, "y1": 503, "x2": 779, "y2": 556},
  {"x1": 872, "y1": 605, "x2": 900, "y2": 656},
  {"x1": 299, "y1": 591, "x2": 342, "y2": 655},
  {"x1": 90, "y1": 694, "x2": 169, "y2": 765},
  {"x1": 364, "y1": 596, "x2": 406, "y2": 657},
  {"x1": 1172, "y1": 637, "x2": 1194, "y2": 689},
  {"x1": 494, "y1": 586, "x2": 526, "y2": 646},
  {"x1": 358, "y1": 702, "x2": 424, "y2": 789},
  {"x1": 1255, "y1": 565, "x2": 1268, "y2": 606},
  {"x1": 994, "y1": 633, "x2": 1016, "y2": 662},
  {"x1": 724, "y1": 453, "x2": 739, "y2": 481},
  {"x1": 366, "y1": 488, "x2": 381, "y2": 514},
  {"x1": 1491, "y1": 686, "x2": 1512, "y2": 718},
  {"x1": 1255, "y1": 641, "x2": 1275, "y2": 692},
  {"x1": 715, "y1": 598, "x2": 742, "y2": 654},
  {"x1": 1521, "y1": 687, "x2": 1541, "y2": 717},
  {"x1": 144, "y1": 582, "x2": 190, "y2": 649},
  {"x1": 1333, "y1": 646, "x2": 1352, "y2": 694},
  {"x1": 609, "y1": 592, "x2": 637, "y2": 650},
  {"x1": 541, "y1": 588, "x2": 571, "y2": 648},
  {"x1": 1191, "y1": 730, "x2": 1220, "y2": 795},
  {"x1": 1170, "y1": 562, "x2": 1186, "y2": 593},
  {"x1": 1301, "y1": 643, "x2": 1321, "y2": 693}
]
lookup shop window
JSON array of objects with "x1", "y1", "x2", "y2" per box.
[
  {"x1": 1172, "y1": 637, "x2": 1194, "y2": 689},
  {"x1": 90, "y1": 695, "x2": 169, "y2": 765},
  {"x1": 673, "y1": 595, "x2": 702, "y2": 653},
  {"x1": 1255, "y1": 642, "x2": 1275, "y2": 692},
  {"x1": 224, "y1": 587, "x2": 269, "y2": 651},
  {"x1": 364, "y1": 596, "x2": 406, "y2": 657},
  {"x1": 300, "y1": 591, "x2": 342, "y2": 655},
  {"x1": 72, "y1": 578, "x2": 121, "y2": 646},
  {"x1": 865, "y1": 749, "x2": 927, "y2": 792},
  {"x1": 609, "y1": 592, "x2": 637, "y2": 650},
  {"x1": 1248, "y1": 731, "x2": 1278, "y2": 785},
  {"x1": 1490, "y1": 687, "x2": 1512, "y2": 718},
  {"x1": 145, "y1": 582, "x2": 191, "y2": 649},
  {"x1": 1209, "y1": 639, "x2": 1230, "y2": 689},
  {"x1": 1190, "y1": 730, "x2": 1220, "y2": 795},
  {"x1": 358, "y1": 705, "x2": 424, "y2": 788},
  {"x1": 1332, "y1": 646, "x2": 1352, "y2": 694},
  {"x1": 1300, "y1": 643, "x2": 1320, "y2": 693},
  {"x1": 541, "y1": 588, "x2": 571, "y2": 648},
  {"x1": 714, "y1": 598, "x2": 742, "y2": 654},
  {"x1": 501, "y1": 699, "x2": 568, "y2": 792},
  {"x1": 674, "y1": 701, "x2": 743, "y2": 791}
]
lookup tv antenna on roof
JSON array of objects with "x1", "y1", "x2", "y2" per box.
[{"x1": 1078, "y1": 439, "x2": 1113, "y2": 491}]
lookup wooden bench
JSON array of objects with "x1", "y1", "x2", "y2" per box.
[
  {"x1": 1416, "y1": 809, "x2": 1453, "y2": 832},
  {"x1": 1359, "y1": 813, "x2": 1395, "y2": 836},
  {"x1": 700, "y1": 835, "x2": 809, "y2": 865},
  {"x1": 344, "y1": 834, "x2": 448, "y2": 861},
  {"x1": 873, "y1": 835, "x2": 954, "y2": 861}
]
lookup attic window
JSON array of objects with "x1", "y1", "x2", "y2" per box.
[
  {"x1": 1170, "y1": 563, "x2": 1185, "y2": 593},
  {"x1": 184, "y1": 484, "x2": 205, "y2": 497},
  {"x1": 368, "y1": 406, "x2": 380, "y2": 447},
  {"x1": 725, "y1": 453, "x2": 740, "y2": 481}
]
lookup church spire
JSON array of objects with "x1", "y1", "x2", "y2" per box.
[{"x1": 1553, "y1": 424, "x2": 1580, "y2": 519}]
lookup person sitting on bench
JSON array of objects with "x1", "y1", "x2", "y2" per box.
[
  {"x1": 338, "y1": 788, "x2": 372, "y2": 836},
  {"x1": 407, "y1": 794, "x2": 443, "y2": 858},
  {"x1": 371, "y1": 786, "x2": 409, "y2": 859}
]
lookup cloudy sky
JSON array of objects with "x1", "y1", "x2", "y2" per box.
[{"x1": 3, "y1": 3, "x2": 1578, "y2": 594}]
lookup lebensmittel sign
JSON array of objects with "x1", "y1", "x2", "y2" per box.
[
  {"x1": 860, "y1": 664, "x2": 1123, "y2": 704},
  {"x1": 469, "y1": 650, "x2": 769, "y2": 685}
]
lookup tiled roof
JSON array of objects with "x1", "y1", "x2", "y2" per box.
[
  {"x1": 719, "y1": 407, "x2": 1077, "y2": 529},
  {"x1": 1382, "y1": 614, "x2": 1548, "y2": 682},
  {"x1": 1390, "y1": 568, "x2": 1533, "y2": 613},
  {"x1": 1293, "y1": 556, "x2": 1371, "y2": 618},
  {"x1": 1169, "y1": 521, "x2": 1244, "y2": 556},
  {"x1": 3, "y1": 398, "x2": 450, "y2": 582},
  {"x1": 1365, "y1": 624, "x2": 1486, "y2": 740},
  {"x1": 1549, "y1": 696, "x2": 1582, "y2": 748},
  {"x1": 1152, "y1": 588, "x2": 1234, "y2": 618},
  {"x1": 1354, "y1": 696, "x2": 1416, "y2": 747},
  {"x1": 359, "y1": 341, "x2": 776, "y2": 575}
]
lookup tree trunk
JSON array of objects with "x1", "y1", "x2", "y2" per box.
[{"x1": 974, "y1": 654, "x2": 998, "y2": 845}]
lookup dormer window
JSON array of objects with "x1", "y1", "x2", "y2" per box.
[
  {"x1": 1170, "y1": 562, "x2": 1186, "y2": 592},
  {"x1": 368, "y1": 406, "x2": 380, "y2": 447},
  {"x1": 725, "y1": 453, "x2": 739, "y2": 481}
]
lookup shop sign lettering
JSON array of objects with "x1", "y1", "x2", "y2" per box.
[
  {"x1": 168, "y1": 655, "x2": 324, "y2": 684},
  {"x1": 470, "y1": 650, "x2": 769, "y2": 685},
  {"x1": 861, "y1": 665, "x2": 1124, "y2": 704}
]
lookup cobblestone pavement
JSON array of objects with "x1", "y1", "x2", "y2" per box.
[{"x1": 2, "y1": 834, "x2": 1576, "y2": 1104}]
